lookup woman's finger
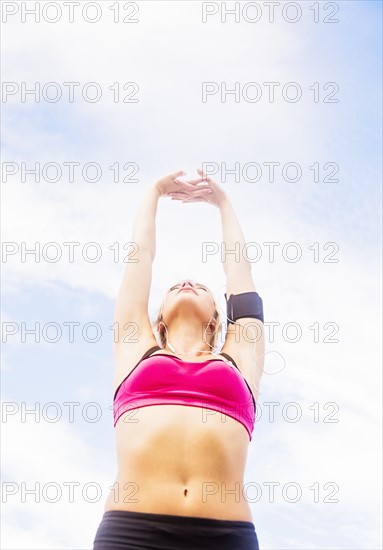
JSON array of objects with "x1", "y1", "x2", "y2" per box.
[
  {"x1": 170, "y1": 170, "x2": 186, "y2": 179},
  {"x1": 168, "y1": 191, "x2": 188, "y2": 199},
  {"x1": 174, "y1": 179, "x2": 210, "y2": 191},
  {"x1": 196, "y1": 168, "x2": 212, "y2": 182},
  {"x1": 176, "y1": 177, "x2": 207, "y2": 186},
  {"x1": 174, "y1": 180, "x2": 212, "y2": 193},
  {"x1": 169, "y1": 192, "x2": 208, "y2": 202},
  {"x1": 182, "y1": 197, "x2": 208, "y2": 203},
  {"x1": 170, "y1": 192, "x2": 209, "y2": 203}
]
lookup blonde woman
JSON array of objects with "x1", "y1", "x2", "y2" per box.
[{"x1": 93, "y1": 169, "x2": 265, "y2": 549}]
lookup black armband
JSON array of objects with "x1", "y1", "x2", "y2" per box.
[{"x1": 224, "y1": 291, "x2": 264, "y2": 325}]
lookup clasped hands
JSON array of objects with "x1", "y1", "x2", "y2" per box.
[{"x1": 155, "y1": 169, "x2": 227, "y2": 208}]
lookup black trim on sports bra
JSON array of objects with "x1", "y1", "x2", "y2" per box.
[
  {"x1": 113, "y1": 345, "x2": 256, "y2": 408},
  {"x1": 113, "y1": 346, "x2": 161, "y2": 401},
  {"x1": 217, "y1": 352, "x2": 257, "y2": 409},
  {"x1": 218, "y1": 351, "x2": 239, "y2": 370}
]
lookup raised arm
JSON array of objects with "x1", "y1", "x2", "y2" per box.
[
  {"x1": 114, "y1": 170, "x2": 213, "y2": 349},
  {"x1": 169, "y1": 169, "x2": 265, "y2": 397},
  {"x1": 113, "y1": 183, "x2": 161, "y2": 349},
  {"x1": 217, "y1": 195, "x2": 265, "y2": 388}
]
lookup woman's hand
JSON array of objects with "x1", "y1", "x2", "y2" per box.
[
  {"x1": 154, "y1": 170, "x2": 213, "y2": 199},
  {"x1": 168, "y1": 169, "x2": 228, "y2": 208}
]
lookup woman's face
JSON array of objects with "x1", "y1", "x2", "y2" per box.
[{"x1": 162, "y1": 279, "x2": 216, "y2": 324}]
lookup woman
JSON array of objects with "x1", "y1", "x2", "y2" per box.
[{"x1": 93, "y1": 169, "x2": 265, "y2": 549}]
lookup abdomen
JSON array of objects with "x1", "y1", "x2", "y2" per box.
[{"x1": 104, "y1": 404, "x2": 253, "y2": 521}]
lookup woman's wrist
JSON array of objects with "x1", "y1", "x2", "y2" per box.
[
  {"x1": 217, "y1": 192, "x2": 230, "y2": 210},
  {"x1": 152, "y1": 182, "x2": 163, "y2": 198}
]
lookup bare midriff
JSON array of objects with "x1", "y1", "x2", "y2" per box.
[{"x1": 104, "y1": 404, "x2": 254, "y2": 522}]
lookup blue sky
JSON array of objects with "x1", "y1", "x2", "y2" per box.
[{"x1": 1, "y1": 1, "x2": 382, "y2": 548}]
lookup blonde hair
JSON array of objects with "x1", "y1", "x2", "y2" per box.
[{"x1": 153, "y1": 287, "x2": 222, "y2": 352}]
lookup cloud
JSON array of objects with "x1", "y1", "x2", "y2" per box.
[{"x1": 1, "y1": 409, "x2": 113, "y2": 549}]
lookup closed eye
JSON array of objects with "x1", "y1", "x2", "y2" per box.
[
  {"x1": 168, "y1": 284, "x2": 208, "y2": 292},
  {"x1": 196, "y1": 283, "x2": 209, "y2": 292}
]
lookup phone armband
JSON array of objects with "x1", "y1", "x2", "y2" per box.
[{"x1": 224, "y1": 291, "x2": 264, "y2": 325}]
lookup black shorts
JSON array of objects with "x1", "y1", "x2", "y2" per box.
[{"x1": 93, "y1": 509, "x2": 260, "y2": 550}]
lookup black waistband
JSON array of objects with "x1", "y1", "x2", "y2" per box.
[{"x1": 102, "y1": 509, "x2": 255, "y2": 529}]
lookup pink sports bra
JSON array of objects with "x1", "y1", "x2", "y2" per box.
[{"x1": 113, "y1": 345, "x2": 256, "y2": 440}]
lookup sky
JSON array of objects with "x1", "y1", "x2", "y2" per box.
[{"x1": 1, "y1": 1, "x2": 382, "y2": 549}]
